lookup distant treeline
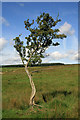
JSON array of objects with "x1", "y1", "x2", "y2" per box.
[{"x1": 1, "y1": 63, "x2": 64, "y2": 68}]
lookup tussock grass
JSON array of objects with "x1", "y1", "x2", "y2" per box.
[{"x1": 2, "y1": 65, "x2": 78, "y2": 118}]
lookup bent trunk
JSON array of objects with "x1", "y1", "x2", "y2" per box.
[
  {"x1": 25, "y1": 65, "x2": 36, "y2": 106},
  {"x1": 24, "y1": 49, "x2": 38, "y2": 106}
]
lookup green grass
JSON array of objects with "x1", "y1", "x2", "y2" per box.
[{"x1": 2, "y1": 65, "x2": 79, "y2": 118}]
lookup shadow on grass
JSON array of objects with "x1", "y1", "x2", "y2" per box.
[{"x1": 42, "y1": 90, "x2": 72, "y2": 102}]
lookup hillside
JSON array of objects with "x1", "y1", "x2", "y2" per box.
[{"x1": 1, "y1": 63, "x2": 65, "y2": 68}]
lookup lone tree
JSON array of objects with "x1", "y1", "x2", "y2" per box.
[{"x1": 13, "y1": 12, "x2": 66, "y2": 107}]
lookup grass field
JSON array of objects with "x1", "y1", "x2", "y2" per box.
[{"x1": 2, "y1": 64, "x2": 78, "y2": 118}]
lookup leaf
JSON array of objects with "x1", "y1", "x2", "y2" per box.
[
  {"x1": 53, "y1": 42, "x2": 60, "y2": 46},
  {"x1": 13, "y1": 12, "x2": 67, "y2": 66}
]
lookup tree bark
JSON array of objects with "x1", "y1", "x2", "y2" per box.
[
  {"x1": 24, "y1": 50, "x2": 37, "y2": 106},
  {"x1": 24, "y1": 46, "x2": 42, "y2": 106},
  {"x1": 25, "y1": 65, "x2": 36, "y2": 106}
]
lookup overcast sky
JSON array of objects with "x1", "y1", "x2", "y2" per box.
[{"x1": 0, "y1": 2, "x2": 78, "y2": 65}]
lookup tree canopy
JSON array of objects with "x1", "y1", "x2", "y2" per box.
[{"x1": 13, "y1": 12, "x2": 66, "y2": 66}]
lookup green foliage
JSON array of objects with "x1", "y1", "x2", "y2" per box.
[{"x1": 13, "y1": 12, "x2": 67, "y2": 65}]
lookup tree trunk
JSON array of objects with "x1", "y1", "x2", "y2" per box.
[{"x1": 25, "y1": 65, "x2": 36, "y2": 106}]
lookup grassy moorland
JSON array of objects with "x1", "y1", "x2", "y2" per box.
[{"x1": 2, "y1": 64, "x2": 78, "y2": 118}]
